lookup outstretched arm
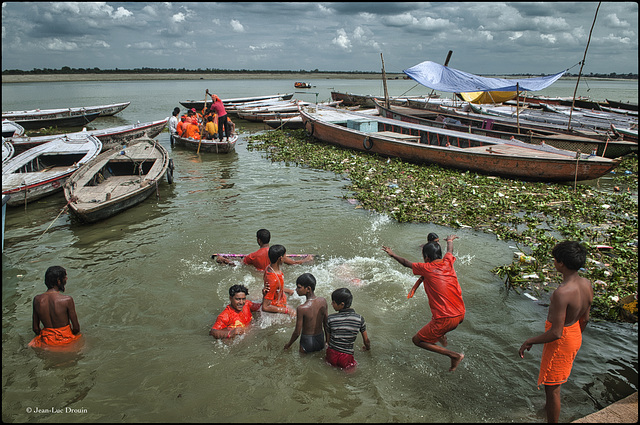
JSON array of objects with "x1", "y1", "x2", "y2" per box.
[
  {"x1": 382, "y1": 246, "x2": 413, "y2": 268},
  {"x1": 445, "y1": 235, "x2": 458, "y2": 254},
  {"x1": 407, "y1": 276, "x2": 424, "y2": 299}
]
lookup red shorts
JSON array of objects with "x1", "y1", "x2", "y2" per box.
[
  {"x1": 416, "y1": 315, "x2": 464, "y2": 343},
  {"x1": 326, "y1": 347, "x2": 357, "y2": 370}
]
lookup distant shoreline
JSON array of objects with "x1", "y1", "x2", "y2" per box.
[
  {"x1": 3, "y1": 73, "x2": 635, "y2": 84},
  {"x1": 1, "y1": 73, "x2": 405, "y2": 83}
]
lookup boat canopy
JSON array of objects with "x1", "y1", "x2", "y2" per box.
[{"x1": 403, "y1": 61, "x2": 566, "y2": 93}]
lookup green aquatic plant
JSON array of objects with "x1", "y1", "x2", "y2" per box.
[{"x1": 247, "y1": 130, "x2": 638, "y2": 322}]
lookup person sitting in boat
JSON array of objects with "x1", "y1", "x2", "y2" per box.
[
  {"x1": 209, "y1": 284, "x2": 262, "y2": 339},
  {"x1": 204, "y1": 115, "x2": 218, "y2": 140},
  {"x1": 185, "y1": 118, "x2": 201, "y2": 140},
  {"x1": 176, "y1": 115, "x2": 188, "y2": 137}
]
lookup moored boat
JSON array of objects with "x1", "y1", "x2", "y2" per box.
[
  {"x1": 2, "y1": 138, "x2": 15, "y2": 164},
  {"x1": 64, "y1": 137, "x2": 171, "y2": 223},
  {"x1": 2, "y1": 120, "x2": 24, "y2": 138},
  {"x1": 2, "y1": 102, "x2": 130, "y2": 130},
  {"x1": 300, "y1": 105, "x2": 620, "y2": 182},
  {"x1": 179, "y1": 94, "x2": 294, "y2": 111},
  {"x1": 374, "y1": 99, "x2": 638, "y2": 159},
  {"x1": 2, "y1": 134, "x2": 102, "y2": 206},
  {"x1": 8, "y1": 118, "x2": 168, "y2": 153},
  {"x1": 172, "y1": 133, "x2": 238, "y2": 153}
]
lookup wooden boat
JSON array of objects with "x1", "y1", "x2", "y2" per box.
[
  {"x1": 2, "y1": 111, "x2": 101, "y2": 130},
  {"x1": 294, "y1": 82, "x2": 312, "y2": 88},
  {"x1": 2, "y1": 120, "x2": 24, "y2": 138},
  {"x1": 172, "y1": 133, "x2": 238, "y2": 153},
  {"x1": 457, "y1": 91, "x2": 517, "y2": 104},
  {"x1": 299, "y1": 105, "x2": 620, "y2": 182},
  {"x1": 374, "y1": 99, "x2": 638, "y2": 159},
  {"x1": 331, "y1": 91, "x2": 438, "y2": 108},
  {"x1": 179, "y1": 93, "x2": 294, "y2": 111},
  {"x1": 2, "y1": 102, "x2": 130, "y2": 130},
  {"x1": 8, "y1": 119, "x2": 168, "y2": 153},
  {"x1": 606, "y1": 99, "x2": 638, "y2": 112},
  {"x1": 64, "y1": 137, "x2": 171, "y2": 223},
  {"x1": 264, "y1": 116, "x2": 304, "y2": 130},
  {"x1": 237, "y1": 110, "x2": 300, "y2": 122},
  {"x1": 2, "y1": 134, "x2": 102, "y2": 206},
  {"x1": 2, "y1": 139, "x2": 15, "y2": 164}
]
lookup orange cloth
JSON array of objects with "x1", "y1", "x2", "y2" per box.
[
  {"x1": 263, "y1": 265, "x2": 287, "y2": 308},
  {"x1": 411, "y1": 252, "x2": 465, "y2": 319},
  {"x1": 176, "y1": 119, "x2": 186, "y2": 136},
  {"x1": 212, "y1": 300, "x2": 260, "y2": 330},
  {"x1": 185, "y1": 123, "x2": 201, "y2": 140},
  {"x1": 28, "y1": 325, "x2": 82, "y2": 350},
  {"x1": 537, "y1": 320, "x2": 582, "y2": 387},
  {"x1": 243, "y1": 246, "x2": 270, "y2": 271}
]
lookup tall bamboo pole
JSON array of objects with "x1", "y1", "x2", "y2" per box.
[
  {"x1": 568, "y1": 2, "x2": 601, "y2": 130},
  {"x1": 381, "y1": 53, "x2": 390, "y2": 109}
]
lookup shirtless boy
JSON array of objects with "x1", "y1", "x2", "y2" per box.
[
  {"x1": 29, "y1": 266, "x2": 82, "y2": 350},
  {"x1": 284, "y1": 273, "x2": 328, "y2": 353},
  {"x1": 519, "y1": 241, "x2": 593, "y2": 423},
  {"x1": 383, "y1": 235, "x2": 466, "y2": 372}
]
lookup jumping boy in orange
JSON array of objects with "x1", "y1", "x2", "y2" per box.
[
  {"x1": 29, "y1": 266, "x2": 82, "y2": 351},
  {"x1": 383, "y1": 235, "x2": 465, "y2": 372},
  {"x1": 519, "y1": 241, "x2": 593, "y2": 423}
]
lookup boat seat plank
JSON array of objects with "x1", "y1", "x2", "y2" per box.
[
  {"x1": 372, "y1": 131, "x2": 421, "y2": 142},
  {"x1": 75, "y1": 176, "x2": 142, "y2": 202}
]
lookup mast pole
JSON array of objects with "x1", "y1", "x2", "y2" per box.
[
  {"x1": 381, "y1": 53, "x2": 390, "y2": 109},
  {"x1": 568, "y1": 1, "x2": 601, "y2": 130}
]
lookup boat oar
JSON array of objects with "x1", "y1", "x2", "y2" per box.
[{"x1": 197, "y1": 90, "x2": 209, "y2": 155}]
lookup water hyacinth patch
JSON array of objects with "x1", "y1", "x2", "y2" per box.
[{"x1": 247, "y1": 129, "x2": 638, "y2": 322}]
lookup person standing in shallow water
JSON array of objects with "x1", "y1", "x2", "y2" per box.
[
  {"x1": 519, "y1": 241, "x2": 593, "y2": 423},
  {"x1": 284, "y1": 273, "x2": 328, "y2": 353},
  {"x1": 383, "y1": 235, "x2": 465, "y2": 372}
]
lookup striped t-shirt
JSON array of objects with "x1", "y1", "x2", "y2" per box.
[{"x1": 326, "y1": 308, "x2": 366, "y2": 355}]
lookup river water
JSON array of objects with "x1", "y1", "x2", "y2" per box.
[{"x1": 2, "y1": 77, "x2": 637, "y2": 423}]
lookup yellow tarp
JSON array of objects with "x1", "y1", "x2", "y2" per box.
[{"x1": 459, "y1": 91, "x2": 518, "y2": 104}]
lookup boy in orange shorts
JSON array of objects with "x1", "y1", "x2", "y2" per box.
[
  {"x1": 519, "y1": 241, "x2": 593, "y2": 423},
  {"x1": 383, "y1": 235, "x2": 465, "y2": 372}
]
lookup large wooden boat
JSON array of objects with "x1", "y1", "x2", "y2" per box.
[
  {"x1": 374, "y1": 100, "x2": 637, "y2": 159},
  {"x1": 299, "y1": 106, "x2": 620, "y2": 182},
  {"x1": 2, "y1": 139, "x2": 15, "y2": 164},
  {"x1": 2, "y1": 134, "x2": 102, "y2": 206},
  {"x1": 2, "y1": 102, "x2": 130, "y2": 130},
  {"x1": 172, "y1": 134, "x2": 238, "y2": 153},
  {"x1": 8, "y1": 118, "x2": 168, "y2": 153},
  {"x1": 179, "y1": 94, "x2": 294, "y2": 111},
  {"x1": 64, "y1": 137, "x2": 171, "y2": 223}
]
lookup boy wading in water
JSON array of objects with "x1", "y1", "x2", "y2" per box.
[
  {"x1": 519, "y1": 241, "x2": 593, "y2": 423},
  {"x1": 383, "y1": 235, "x2": 465, "y2": 372},
  {"x1": 283, "y1": 273, "x2": 328, "y2": 353}
]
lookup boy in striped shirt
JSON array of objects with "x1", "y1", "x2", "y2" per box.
[{"x1": 325, "y1": 288, "x2": 371, "y2": 370}]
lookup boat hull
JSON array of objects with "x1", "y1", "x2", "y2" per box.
[
  {"x1": 10, "y1": 112, "x2": 101, "y2": 130},
  {"x1": 300, "y1": 107, "x2": 619, "y2": 182},
  {"x1": 173, "y1": 134, "x2": 237, "y2": 153}
]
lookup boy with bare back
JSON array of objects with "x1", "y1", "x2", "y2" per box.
[
  {"x1": 519, "y1": 241, "x2": 593, "y2": 423},
  {"x1": 383, "y1": 235, "x2": 465, "y2": 372},
  {"x1": 29, "y1": 266, "x2": 82, "y2": 350},
  {"x1": 284, "y1": 273, "x2": 328, "y2": 353}
]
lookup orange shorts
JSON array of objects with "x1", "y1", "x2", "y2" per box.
[
  {"x1": 416, "y1": 315, "x2": 464, "y2": 343},
  {"x1": 538, "y1": 320, "x2": 582, "y2": 387}
]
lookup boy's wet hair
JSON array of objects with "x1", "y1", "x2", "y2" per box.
[
  {"x1": 427, "y1": 232, "x2": 439, "y2": 242},
  {"x1": 45, "y1": 266, "x2": 66, "y2": 289},
  {"x1": 296, "y1": 273, "x2": 316, "y2": 291},
  {"x1": 229, "y1": 284, "x2": 249, "y2": 297},
  {"x1": 268, "y1": 244, "x2": 286, "y2": 263},
  {"x1": 552, "y1": 241, "x2": 587, "y2": 271},
  {"x1": 331, "y1": 288, "x2": 353, "y2": 309},
  {"x1": 257, "y1": 229, "x2": 271, "y2": 244},
  {"x1": 422, "y1": 242, "x2": 443, "y2": 262}
]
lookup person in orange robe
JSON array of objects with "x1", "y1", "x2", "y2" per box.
[
  {"x1": 519, "y1": 241, "x2": 593, "y2": 423},
  {"x1": 176, "y1": 116, "x2": 187, "y2": 137},
  {"x1": 184, "y1": 120, "x2": 201, "y2": 140},
  {"x1": 29, "y1": 266, "x2": 82, "y2": 351},
  {"x1": 261, "y1": 244, "x2": 295, "y2": 314},
  {"x1": 209, "y1": 284, "x2": 262, "y2": 339}
]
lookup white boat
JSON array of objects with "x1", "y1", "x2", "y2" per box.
[
  {"x1": 2, "y1": 120, "x2": 24, "y2": 138},
  {"x1": 64, "y1": 137, "x2": 171, "y2": 223},
  {"x1": 2, "y1": 101, "x2": 130, "y2": 120},
  {"x1": 2, "y1": 138, "x2": 15, "y2": 164},
  {"x1": 2, "y1": 134, "x2": 102, "y2": 206},
  {"x1": 8, "y1": 119, "x2": 168, "y2": 153}
]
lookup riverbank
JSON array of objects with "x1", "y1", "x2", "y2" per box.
[
  {"x1": 1, "y1": 72, "x2": 404, "y2": 83},
  {"x1": 573, "y1": 391, "x2": 638, "y2": 423}
]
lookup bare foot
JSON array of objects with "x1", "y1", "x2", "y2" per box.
[
  {"x1": 449, "y1": 353, "x2": 464, "y2": 372},
  {"x1": 439, "y1": 335, "x2": 448, "y2": 347}
]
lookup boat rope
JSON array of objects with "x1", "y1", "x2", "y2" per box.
[{"x1": 15, "y1": 197, "x2": 75, "y2": 264}]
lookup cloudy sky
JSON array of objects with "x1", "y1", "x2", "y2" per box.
[{"x1": 1, "y1": 2, "x2": 637, "y2": 75}]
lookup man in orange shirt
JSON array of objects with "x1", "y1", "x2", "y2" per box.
[
  {"x1": 383, "y1": 235, "x2": 465, "y2": 372},
  {"x1": 210, "y1": 284, "x2": 262, "y2": 339},
  {"x1": 176, "y1": 116, "x2": 187, "y2": 136}
]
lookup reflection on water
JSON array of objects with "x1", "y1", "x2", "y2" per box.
[{"x1": 2, "y1": 79, "x2": 637, "y2": 423}]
